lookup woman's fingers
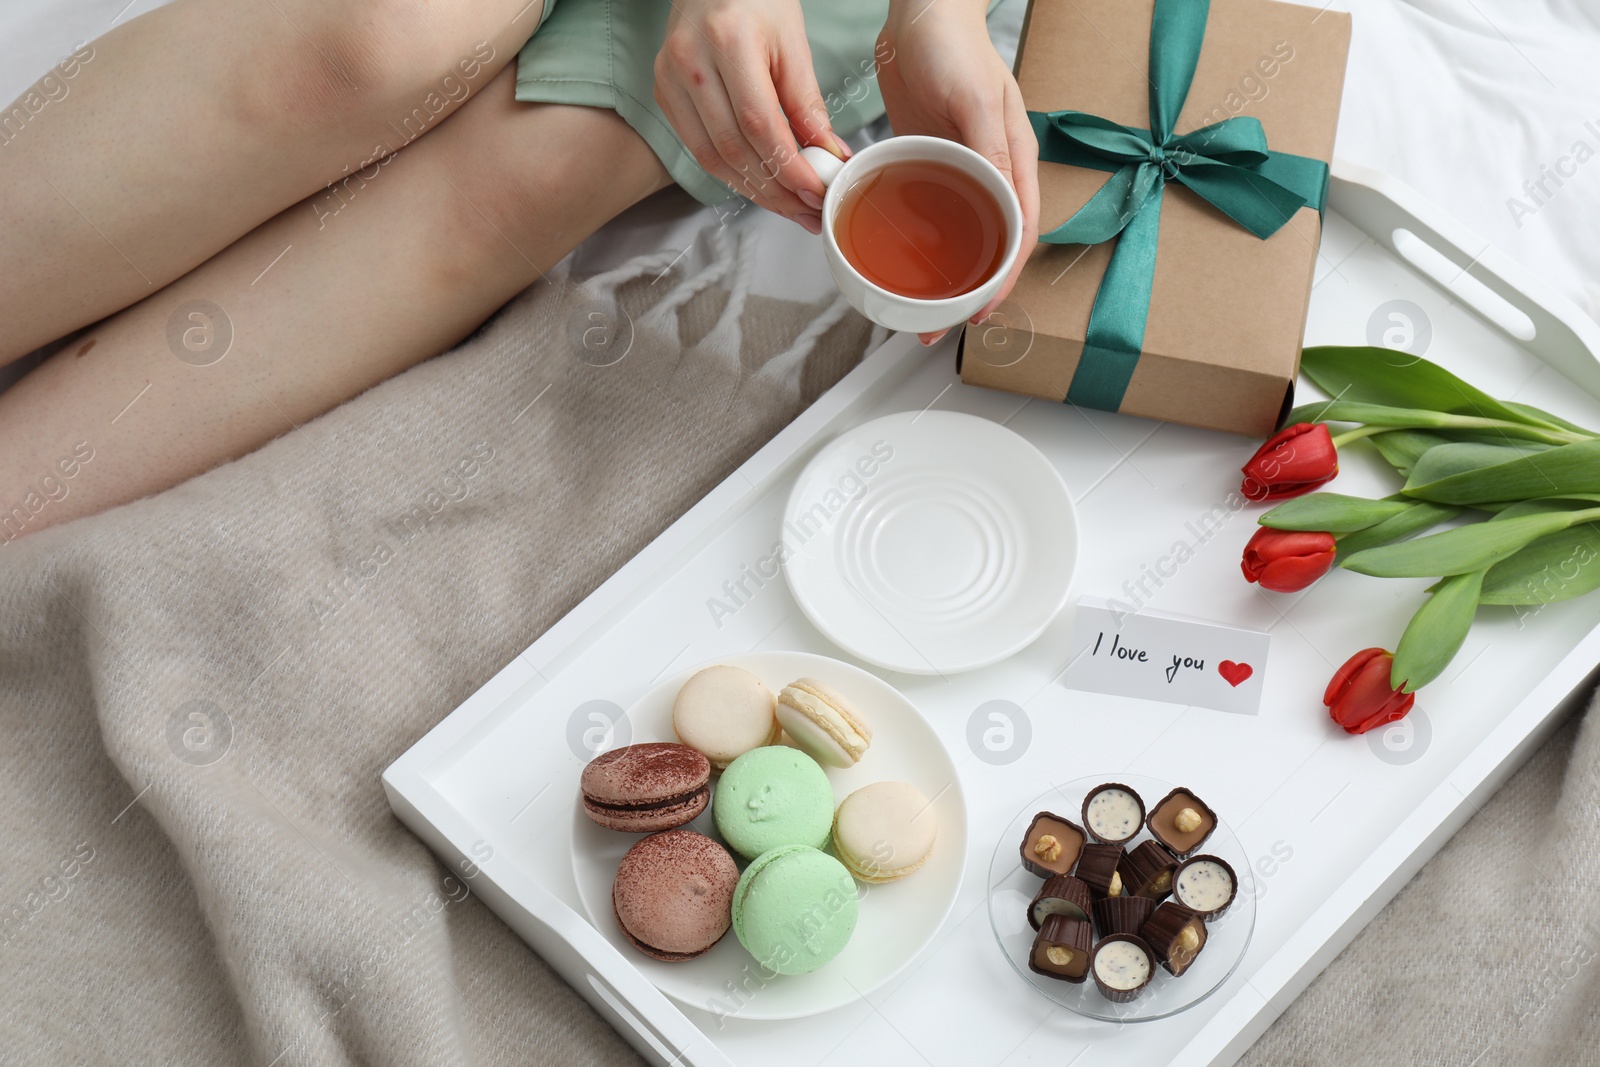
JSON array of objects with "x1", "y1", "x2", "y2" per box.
[
  {"x1": 689, "y1": 60, "x2": 812, "y2": 221},
  {"x1": 712, "y1": 42, "x2": 825, "y2": 211},
  {"x1": 975, "y1": 79, "x2": 1041, "y2": 320},
  {"x1": 950, "y1": 85, "x2": 1016, "y2": 204},
  {"x1": 1005, "y1": 78, "x2": 1041, "y2": 240},
  {"x1": 656, "y1": 79, "x2": 733, "y2": 189},
  {"x1": 669, "y1": 70, "x2": 810, "y2": 223},
  {"x1": 651, "y1": 1, "x2": 844, "y2": 227},
  {"x1": 770, "y1": 36, "x2": 851, "y2": 165},
  {"x1": 655, "y1": 15, "x2": 814, "y2": 226}
]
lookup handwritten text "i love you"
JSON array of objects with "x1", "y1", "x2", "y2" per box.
[{"x1": 1090, "y1": 631, "x2": 1206, "y2": 684}]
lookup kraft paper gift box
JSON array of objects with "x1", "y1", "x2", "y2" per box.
[{"x1": 957, "y1": 0, "x2": 1352, "y2": 437}]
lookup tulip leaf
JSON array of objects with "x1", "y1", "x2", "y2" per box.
[
  {"x1": 1341, "y1": 512, "x2": 1580, "y2": 577},
  {"x1": 1403, "y1": 440, "x2": 1600, "y2": 505},
  {"x1": 1284, "y1": 403, "x2": 1343, "y2": 426},
  {"x1": 1405, "y1": 442, "x2": 1554, "y2": 492},
  {"x1": 1282, "y1": 400, "x2": 1434, "y2": 427},
  {"x1": 1477, "y1": 521, "x2": 1600, "y2": 606},
  {"x1": 1390, "y1": 570, "x2": 1486, "y2": 692},
  {"x1": 1488, "y1": 496, "x2": 1600, "y2": 522},
  {"x1": 1259, "y1": 494, "x2": 1413, "y2": 533},
  {"x1": 1369, "y1": 430, "x2": 1451, "y2": 475},
  {"x1": 1300, "y1": 346, "x2": 1568, "y2": 430},
  {"x1": 1432, "y1": 430, "x2": 1560, "y2": 452},
  {"x1": 1283, "y1": 402, "x2": 1574, "y2": 445},
  {"x1": 1500, "y1": 400, "x2": 1596, "y2": 437},
  {"x1": 1335, "y1": 502, "x2": 1461, "y2": 557}
]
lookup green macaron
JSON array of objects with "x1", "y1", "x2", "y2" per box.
[
  {"x1": 713, "y1": 746, "x2": 834, "y2": 861},
  {"x1": 731, "y1": 845, "x2": 859, "y2": 975}
]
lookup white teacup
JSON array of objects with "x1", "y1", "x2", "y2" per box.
[{"x1": 800, "y1": 136, "x2": 1024, "y2": 335}]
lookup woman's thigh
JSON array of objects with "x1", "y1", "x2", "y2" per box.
[
  {"x1": 0, "y1": 0, "x2": 549, "y2": 362},
  {"x1": 0, "y1": 68, "x2": 671, "y2": 539}
]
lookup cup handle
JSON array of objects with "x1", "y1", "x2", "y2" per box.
[{"x1": 800, "y1": 145, "x2": 845, "y2": 189}]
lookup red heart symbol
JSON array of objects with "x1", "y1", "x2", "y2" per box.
[{"x1": 1218, "y1": 661, "x2": 1253, "y2": 687}]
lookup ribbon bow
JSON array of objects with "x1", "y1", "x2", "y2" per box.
[{"x1": 1029, "y1": 0, "x2": 1329, "y2": 412}]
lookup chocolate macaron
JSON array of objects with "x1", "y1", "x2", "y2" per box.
[
  {"x1": 581, "y1": 742, "x2": 710, "y2": 833},
  {"x1": 612, "y1": 829, "x2": 738, "y2": 961}
]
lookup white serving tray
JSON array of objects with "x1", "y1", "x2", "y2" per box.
[{"x1": 383, "y1": 160, "x2": 1600, "y2": 1067}]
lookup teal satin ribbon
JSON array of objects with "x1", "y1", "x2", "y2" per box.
[{"x1": 1030, "y1": 0, "x2": 1329, "y2": 412}]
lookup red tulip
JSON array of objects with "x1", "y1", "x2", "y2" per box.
[
  {"x1": 1241, "y1": 423, "x2": 1338, "y2": 501},
  {"x1": 1324, "y1": 648, "x2": 1414, "y2": 735},
  {"x1": 1241, "y1": 528, "x2": 1336, "y2": 592}
]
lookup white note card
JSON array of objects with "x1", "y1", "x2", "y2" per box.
[{"x1": 1061, "y1": 597, "x2": 1270, "y2": 715}]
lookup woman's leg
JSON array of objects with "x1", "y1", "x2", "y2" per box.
[
  {"x1": 0, "y1": 0, "x2": 546, "y2": 363},
  {"x1": 0, "y1": 66, "x2": 671, "y2": 542}
]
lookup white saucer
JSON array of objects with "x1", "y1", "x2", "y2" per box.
[{"x1": 781, "y1": 410, "x2": 1076, "y2": 674}]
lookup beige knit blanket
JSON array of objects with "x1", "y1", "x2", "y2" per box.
[
  {"x1": 0, "y1": 224, "x2": 873, "y2": 1065},
  {"x1": 2, "y1": 215, "x2": 1597, "y2": 1066}
]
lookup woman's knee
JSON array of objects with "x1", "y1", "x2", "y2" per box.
[
  {"x1": 437, "y1": 78, "x2": 673, "y2": 253},
  {"x1": 231, "y1": 0, "x2": 518, "y2": 142}
]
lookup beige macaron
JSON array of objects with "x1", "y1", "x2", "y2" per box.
[
  {"x1": 775, "y1": 677, "x2": 872, "y2": 768},
  {"x1": 672, "y1": 665, "x2": 780, "y2": 770},
  {"x1": 832, "y1": 781, "x2": 937, "y2": 883}
]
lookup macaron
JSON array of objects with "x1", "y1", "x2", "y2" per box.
[
  {"x1": 730, "y1": 845, "x2": 858, "y2": 974},
  {"x1": 774, "y1": 678, "x2": 871, "y2": 768},
  {"x1": 612, "y1": 829, "x2": 739, "y2": 961},
  {"x1": 580, "y1": 742, "x2": 710, "y2": 833},
  {"x1": 713, "y1": 746, "x2": 834, "y2": 861},
  {"x1": 672, "y1": 665, "x2": 781, "y2": 769},
  {"x1": 832, "y1": 781, "x2": 938, "y2": 883}
]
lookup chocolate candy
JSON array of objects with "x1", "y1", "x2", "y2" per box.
[
  {"x1": 1074, "y1": 842, "x2": 1125, "y2": 900},
  {"x1": 1173, "y1": 854, "x2": 1238, "y2": 920},
  {"x1": 1028, "y1": 874, "x2": 1093, "y2": 931},
  {"x1": 1028, "y1": 914, "x2": 1093, "y2": 983},
  {"x1": 1119, "y1": 840, "x2": 1180, "y2": 900},
  {"x1": 1141, "y1": 901, "x2": 1208, "y2": 976},
  {"x1": 1092, "y1": 895, "x2": 1154, "y2": 937},
  {"x1": 1090, "y1": 934, "x2": 1154, "y2": 1003},
  {"x1": 1082, "y1": 783, "x2": 1145, "y2": 845},
  {"x1": 1019, "y1": 811, "x2": 1086, "y2": 878},
  {"x1": 1146, "y1": 788, "x2": 1217, "y2": 857}
]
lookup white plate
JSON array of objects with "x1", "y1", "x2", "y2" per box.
[
  {"x1": 987, "y1": 774, "x2": 1257, "y2": 1022},
  {"x1": 570, "y1": 650, "x2": 967, "y2": 1021},
  {"x1": 780, "y1": 410, "x2": 1076, "y2": 675}
]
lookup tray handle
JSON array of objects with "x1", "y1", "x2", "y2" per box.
[
  {"x1": 514, "y1": 879, "x2": 735, "y2": 1067},
  {"x1": 1329, "y1": 160, "x2": 1600, "y2": 399},
  {"x1": 381, "y1": 773, "x2": 733, "y2": 1067}
]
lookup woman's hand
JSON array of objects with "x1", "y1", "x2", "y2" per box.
[
  {"x1": 876, "y1": 0, "x2": 1040, "y2": 344},
  {"x1": 655, "y1": 0, "x2": 851, "y2": 233}
]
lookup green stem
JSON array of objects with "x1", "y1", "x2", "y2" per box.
[
  {"x1": 1330, "y1": 425, "x2": 1391, "y2": 448},
  {"x1": 1434, "y1": 415, "x2": 1591, "y2": 445},
  {"x1": 1308, "y1": 401, "x2": 1594, "y2": 446}
]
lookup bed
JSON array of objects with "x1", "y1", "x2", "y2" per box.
[{"x1": 2, "y1": 0, "x2": 1598, "y2": 1063}]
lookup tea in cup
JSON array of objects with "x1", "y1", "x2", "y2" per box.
[{"x1": 800, "y1": 136, "x2": 1024, "y2": 334}]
